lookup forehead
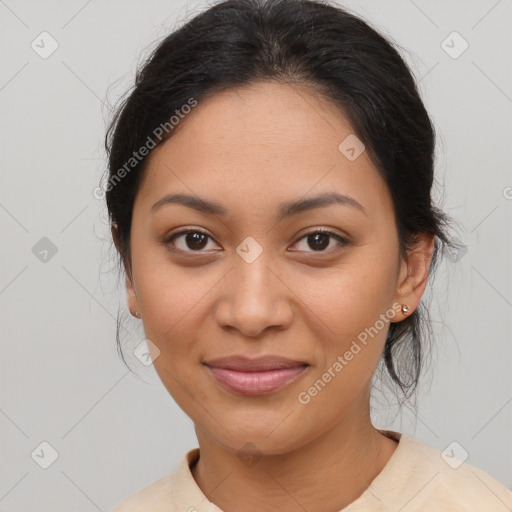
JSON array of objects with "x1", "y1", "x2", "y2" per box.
[{"x1": 136, "y1": 81, "x2": 392, "y2": 219}]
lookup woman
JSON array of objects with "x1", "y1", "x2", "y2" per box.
[{"x1": 105, "y1": 0, "x2": 512, "y2": 510}]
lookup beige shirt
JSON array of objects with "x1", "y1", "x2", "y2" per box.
[{"x1": 111, "y1": 429, "x2": 512, "y2": 511}]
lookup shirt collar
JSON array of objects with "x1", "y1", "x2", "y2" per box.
[{"x1": 168, "y1": 429, "x2": 411, "y2": 511}]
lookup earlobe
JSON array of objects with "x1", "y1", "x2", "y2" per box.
[
  {"x1": 111, "y1": 223, "x2": 121, "y2": 253},
  {"x1": 112, "y1": 223, "x2": 141, "y2": 318},
  {"x1": 393, "y1": 234, "x2": 435, "y2": 317},
  {"x1": 125, "y1": 272, "x2": 140, "y2": 318}
]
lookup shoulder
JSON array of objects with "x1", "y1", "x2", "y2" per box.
[
  {"x1": 109, "y1": 448, "x2": 203, "y2": 512},
  {"x1": 110, "y1": 473, "x2": 176, "y2": 512},
  {"x1": 377, "y1": 432, "x2": 512, "y2": 511}
]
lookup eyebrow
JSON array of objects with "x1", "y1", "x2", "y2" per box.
[{"x1": 150, "y1": 191, "x2": 367, "y2": 219}]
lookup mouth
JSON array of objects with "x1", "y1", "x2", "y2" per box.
[{"x1": 203, "y1": 355, "x2": 310, "y2": 396}]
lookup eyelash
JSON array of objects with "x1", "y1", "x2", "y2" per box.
[{"x1": 163, "y1": 227, "x2": 349, "y2": 255}]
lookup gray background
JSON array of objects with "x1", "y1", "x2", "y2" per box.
[{"x1": 1, "y1": 0, "x2": 511, "y2": 510}]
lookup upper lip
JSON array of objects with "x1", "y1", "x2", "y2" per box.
[{"x1": 203, "y1": 355, "x2": 309, "y2": 372}]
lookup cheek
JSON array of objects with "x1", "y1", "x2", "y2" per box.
[
  {"x1": 303, "y1": 255, "x2": 397, "y2": 335},
  {"x1": 296, "y1": 252, "x2": 398, "y2": 383},
  {"x1": 133, "y1": 246, "x2": 212, "y2": 337}
]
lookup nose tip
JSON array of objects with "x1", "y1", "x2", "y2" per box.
[
  {"x1": 212, "y1": 250, "x2": 295, "y2": 337},
  {"x1": 215, "y1": 283, "x2": 293, "y2": 338}
]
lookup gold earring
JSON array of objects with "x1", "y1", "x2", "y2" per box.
[
  {"x1": 131, "y1": 310, "x2": 141, "y2": 318},
  {"x1": 401, "y1": 304, "x2": 410, "y2": 315}
]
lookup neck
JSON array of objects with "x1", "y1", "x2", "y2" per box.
[{"x1": 191, "y1": 393, "x2": 398, "y2": 512}]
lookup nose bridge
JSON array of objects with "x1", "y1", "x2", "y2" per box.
[
  {"x1": 232, "y1": 240, "x2": 278, "y2": 304},
  {"x1": 216, "y1": 240, "x2": 291, "y2": 336}
]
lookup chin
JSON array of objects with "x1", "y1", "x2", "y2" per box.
[{"x1": 205, "y1": 421, "x2": 313, "y2": 458}]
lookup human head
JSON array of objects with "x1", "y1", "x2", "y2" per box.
[{"x1": 103, "y1": 0, "x2": 456, "y2": 450}]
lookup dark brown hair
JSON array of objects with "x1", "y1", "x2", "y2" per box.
[{"x1": 103, "y1": 0, "x2": 459, "y2": 404}]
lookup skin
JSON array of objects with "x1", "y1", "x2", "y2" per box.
[{"x1": 117, "y1": 81, "x2": 435, "y2": 512}]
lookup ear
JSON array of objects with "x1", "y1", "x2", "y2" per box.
[
  {"x1": 125, "y1": 272, "x2": 139, "y2": 317},
  {"x1": 111, "y1": 222, "x2": 121, "y2": 253},
  {"x1": 111, "y1": 223, "x2": 140, "y2": 316},
  {"x1": 392, "y1": 233, "x2": 435, "y2": 320}
]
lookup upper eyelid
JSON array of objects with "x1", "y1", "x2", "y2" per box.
[
  {"x1": 165, "y1": 227, "x2": 348, "y2": 250},
  {"x1": 166, "y1": 226, "x2": 346, "y2": 239}
]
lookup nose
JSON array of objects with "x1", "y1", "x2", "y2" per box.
[{"x1": 214, "y1": 251, "x2": 293, "y2": 338}]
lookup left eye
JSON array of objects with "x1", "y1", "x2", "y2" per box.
[
  {"x1": 163, "y1": 229, "x2": 348, "y2": 254},
  {"x1": 164, "y1": 230, "x2": 218, "y2": 252},
  {"x1": 291, "y1": 229, "x2": 348, "y2": 253}
]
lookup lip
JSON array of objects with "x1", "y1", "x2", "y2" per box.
[{"x1": 203, "y1": 355, "x2": 310, "y2": 396}]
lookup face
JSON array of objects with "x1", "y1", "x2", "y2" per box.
[{"x1": 124, "y1": 81, "x2": 430, "y2": 455}]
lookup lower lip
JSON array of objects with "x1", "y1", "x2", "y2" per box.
[{"x1": 205, "y1": 365, "x2": 309, "y2": 396}]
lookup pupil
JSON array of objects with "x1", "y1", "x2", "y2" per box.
[
  {"x1": 187, "y1": 232, "x2": 207, "y2": 250},
  {"x1": 309, "y1": 233, "x2": 329, "y2": 251},
  {"x1": 183, "y1": 232, "x2": 331, "y2": 251}
]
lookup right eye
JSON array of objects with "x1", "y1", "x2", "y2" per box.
[{"x1": 163, "y1": 229, "x2": 220, "y2": 253}]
